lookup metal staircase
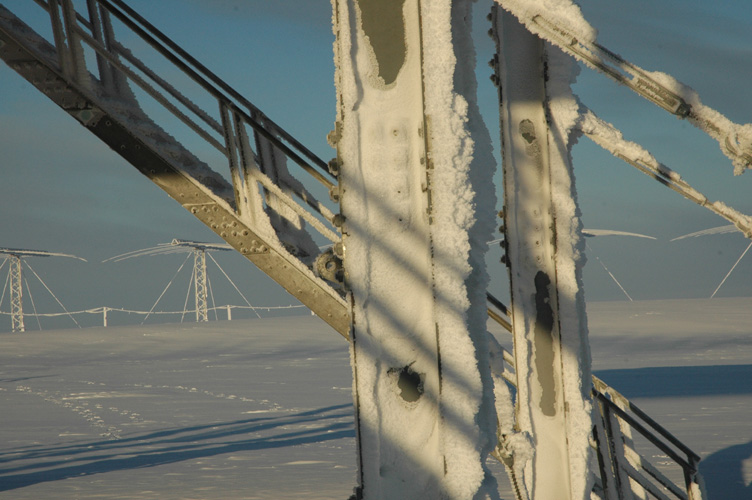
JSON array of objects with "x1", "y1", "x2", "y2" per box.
[
  {"x1": 0, "y1": 0, "x2": 349, "y2": 336},
  {"x1": 591, "y1": 377, "x2": 704, "y2": 500},
  {"x1": 486, "y1": 298, "x2": 706, "y2": 500},
  {"x1": 0, "y1": 1, "x2": 706, "y2": 498}
]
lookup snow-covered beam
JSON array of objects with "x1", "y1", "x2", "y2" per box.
[
  {"x1": 332, "y1": 0, "x2": 498, "y2": 498},
  {"x1": 492, "y1": 7, "x2": 593, "y2": 499}
]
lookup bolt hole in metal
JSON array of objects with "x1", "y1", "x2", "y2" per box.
[{"x1": 390, "y1": 366, "x2": 424, "y2": 403}]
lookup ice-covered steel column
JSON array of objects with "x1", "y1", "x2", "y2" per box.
[
  {"x1": 492, "y1": 7, "x2": 593, "y2": 500},
  {"x1": 331, "y1": 0, "x2": 498, "y2": 498}
]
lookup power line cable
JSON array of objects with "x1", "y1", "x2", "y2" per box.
[
  {"x1": 25, "y1": 260, "x2": 80, "y2": 328},
  {"x1": 207, "y1": 252, "x2": 261, "y2": 318},
  {"x1": 710, "y1": 241, "x2": 752, "y2": 299},
  {"x1": 142, "y1": 252, "x2": 192, "y2": 325}
]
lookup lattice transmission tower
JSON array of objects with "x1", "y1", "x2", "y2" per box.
[
  {"x1": 0, "y1": 248, "x2": 86, "y2": 332},
  {"x1": 105, "y1": 239, "x2": 234, "y2": 322}
]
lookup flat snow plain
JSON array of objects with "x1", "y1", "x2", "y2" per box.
[{"x1": 1, "y1": 298, "x2": 750, "y2": 499}]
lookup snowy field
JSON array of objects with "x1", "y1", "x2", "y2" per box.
[{"x1": 1, "y1": 298, "x2": 750, "y2": 499}]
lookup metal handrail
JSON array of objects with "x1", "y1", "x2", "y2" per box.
[
  {"x1": 33, "y1": 0, "x2": 341, "y2": 247},
  {"x1": 28, "y1": 0, "x2": 338, "y2": 225},
  {"x1": 592, "y1": 378, "x2": 703, "y2": 499},
  {"x1": 485, "y1": 296, "x2": 703, "y2": 499},
  {"x1": 594, "y1": 390, "x2": 693, "y2": 473},
  {"x1": 8, "y1": 0, "x2": 343, "y2": 268},
  {"x1": 594, "y1": 377, "x2": 701, "y2": 467},
  {"x1": 98, "y1": 0, "x2": 334, "y2": 184},
  {"x1": 73, "y1": 27, "x2": 226, "y2": 151}
]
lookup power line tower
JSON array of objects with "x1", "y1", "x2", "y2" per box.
[
  {"x1": 0, "y1": 248, "x2": 86, "y2": 332},
  {"x1": 171, "y1": 239, "x2": 231, "y2": 322},
  {"x1": 8, "y1": 253, "x2": 23, "y2": 332},
  {"x1": 191, "y1": 244, "x2": 209, "y2": 322},
  {"x1": 105, "y1": 239, "x2": 233, "y2": 323}
]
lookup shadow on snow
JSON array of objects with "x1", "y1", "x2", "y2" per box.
[
  {"x1": 0, "y1": 404, "x2": 354, "y2": 492},
  {"x1": 700, "y1": 440, "x2": 752, "y2": 499},
  {"x1": 594, "y1": 364, "x2": 752, "y2": 398}
]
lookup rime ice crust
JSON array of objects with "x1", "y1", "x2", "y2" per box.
[
  {"x1": 496, "y1": 0, "x2": 752, "y2": 175},
  {"x1": 333, "y1": 0, "x2": 499, "y2": 498},
  {"x1": 421, "y1": 2, "x2": 500, "y2": 498}
]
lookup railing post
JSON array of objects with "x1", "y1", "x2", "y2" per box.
[
  {"x1": 60, "y1": 0, "x2": 89, "y2": 88},
  {"x1": 602, "y1": 400, "x2": 632, "y2": 499},
  {"x1": 253, "y1": 118, "x2": 320, "y2": 259},
  {"x1": 86, "y1": 0, "x2": 115, "y2": 92},
  {"x1": 235, "y1": 110, "x2": 268, "y2": 232},
  {"x1": 686, "y1": 458, "x2": 706, "y2": 500},
  {"x1": 220, "y1": 102, "x2": 246, "y2": 218},
  {"x1": 100, "y1": 4, "x2": 131, "y2": 97},
  {"x1": 606, "y1": 395, "x2": 645, "y2": 499},
  {"x1": 48, "y1": 0, "x2": 70, "y2": 75},
  {"x1": 593, "y1": 397, "x2": 623, "y2": 499},
  {"x1": 611, "y1": 393, "x2": 650, "y2": 499}
]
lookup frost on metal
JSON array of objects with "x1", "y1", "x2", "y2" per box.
[
  {"x1": 332, "y1": 0, "x2": 498, "y2": 498},
  {"x1": 492, "y1": 8, "x2": 593, "y2": 499},
  {"x1": 579, "y1": 110, "x2": 752, "y2": 238},
  {"x1": 496, "y1": 0, "x2": 752, "y2": 175}
]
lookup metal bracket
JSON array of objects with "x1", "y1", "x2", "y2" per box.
[{"x1": 72, "y1": 106, "x2": 105, "y2": 126}]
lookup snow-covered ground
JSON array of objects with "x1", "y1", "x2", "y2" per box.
[
  {"x1": 1, "y1": 298, "x2": 750, "y2": 499},
  {"x1": 587, "y1": 297, "x2": 752, "y2": 499}
]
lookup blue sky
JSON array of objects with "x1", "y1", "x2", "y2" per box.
[{"x1": 0, "y1": 0, "x2": 751, "y2": 331}]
